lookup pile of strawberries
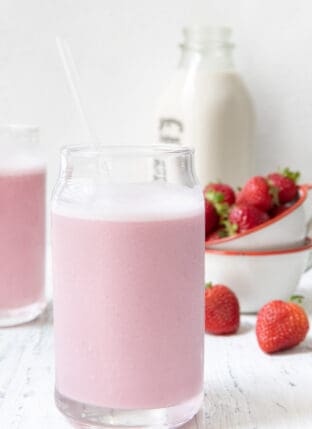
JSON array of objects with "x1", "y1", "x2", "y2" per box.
[
  {"x1": 204, "y1": 167, "x2": 309, "y2": 352},
  {"x1": 205, "y1": 283, "x2": 310, "y2": 353},
  {"x1": 204, "y1": 168, "x2": 300, "y2": 240}
]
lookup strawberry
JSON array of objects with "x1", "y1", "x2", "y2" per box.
[
  {"x1": 256, "y1": 297, "x2": 309, "y2": 353},
  {"x1": 228, "y1": 204, "x2": 269, "y2": 233},
  {"x1": 267, "y1": 168, "x2": 300, "y2": 204},
  {"x1": 206, "y1": 228, "x2": 228, "y2": 242},
  {"x1": 205, "y1": 283, "x2": 240, "y2": 335},
  {"x1": 205, "y1": 199, "x2": 219, "y2": 237},
  {"x1": 238, "y1": 176, "x2": 278, "y2": 211},
  {"x1": 204, "y1": 186, "x2": 232, "y2": 237},
  {"x1": 269, "y1": 203, "x2": 291, "y2": 218},
  {"x1": 204, "y1": 183, "x2": 236, "y2": 206}
]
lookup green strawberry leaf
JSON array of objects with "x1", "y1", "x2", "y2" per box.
[
  {"x1": 290, "y1": 294, "x2": 304, "y2": 304},
  {"x1": 205, "y1": 190, "x2": 224, "y2": 204},
  {"x1": 281, "y1": 167, "x2": 301, "y2": 184},
  {"x1": 205, "y1": 282, "x2": 213, "y2": 289},
  {"x1": 217, "y1": 229, "x2": 228, "y2": 238},
  {"x1": 268, "y1": 183, "x2": 280, "y2": 206},
  {"x1": 221, "y1": 219, "x2": 238, "y2": 236},
  {"x1": 205, "y1": 190, "x2": 230, "y2": 219}
]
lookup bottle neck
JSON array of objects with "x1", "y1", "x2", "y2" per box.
[{"x1": 178, "y1": 26, "x2": 235, "y2": 72}]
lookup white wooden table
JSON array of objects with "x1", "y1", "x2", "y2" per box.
[{"x1": 1, "y1": 272, "x2": 312, "y2": 429}]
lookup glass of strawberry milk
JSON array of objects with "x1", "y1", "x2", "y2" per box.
[
  {"x1": 52, "y1": 144, "x2": 205, "y2": 427},
  {"x1": 0, "y1": 125, "x2": 46, "y2": 327}
]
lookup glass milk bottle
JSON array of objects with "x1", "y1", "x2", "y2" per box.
[
  {"x1": 52, "y1": 145, "x2": 204, "y2": 428},
  {"x1": 0, "y1": 125, "x2": 46, "y2": 326},
  {"x1": 156, "y1": 26, "x2": 255, "y2": 188}
]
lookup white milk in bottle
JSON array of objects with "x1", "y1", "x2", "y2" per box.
[{"x1": 156, "y1": 27, "x2": 255, "y2": 188}]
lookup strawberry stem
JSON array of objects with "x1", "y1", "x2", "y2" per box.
[
  {"x1": 205, "y1": 282, "x2": 213, "y2": 289},
  {"x1": 221, "y1": 219, "x2": 238, "y2": 236},
  {"x1": 217, "y1": 229, "x2": 228, "y2": 238},
  {"x1": 205, "y1": 191, "x2": 230, "y2": 219},
  {"x1": 268, "y1": 182, "x2": 280, "y2": 206},
  {"x1": 281, "y1": 167, "x2": 301, "y2": 184},
  {"x1": 205, "y1": 190, "x2": 224, "y2": 203},
  {"x1": 290, "y1": 294, "x2": 304, "y2": 304}
]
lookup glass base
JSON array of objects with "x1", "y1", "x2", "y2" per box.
[
  {"x1": 0, "y1": 300, "x2": 46, "y2": 327},
  {"x1": 55, "y1": 389, "x2": 203, "y2": 428}
]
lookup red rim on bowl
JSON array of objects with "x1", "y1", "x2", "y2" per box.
[
  {"x1": 205, "y1": 237, "x2": 312, "y2": 256},
  {"x1": 205, "y1": 184, "x2": 311, "y2": 249}
]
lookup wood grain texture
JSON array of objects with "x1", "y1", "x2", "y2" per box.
[{"x1": 1, "y1": 272, "x2": 312, "y2": 429}]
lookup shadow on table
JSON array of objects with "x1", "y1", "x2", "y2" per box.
[
  {"x1": 28, "y1": 300, "x2": 53, "y2": 327},
  {"x1": 236, "y1": 320, "x2": 254, "y2": 336},
  {"x1": 272, "y1": 336, "x2": 312, "y2": 356},
  {"x1": 0, "y1": 300, "x2": 53, "y2": 330}
]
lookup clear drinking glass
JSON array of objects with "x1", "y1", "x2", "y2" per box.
[
  {"x1": 0, "y1": 125, "x2": 46, "y2": 327},
  {"x1": 52, "y1": 145, "x2": 205, "y2": 428}
]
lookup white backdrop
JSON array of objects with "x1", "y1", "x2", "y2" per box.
[{"x1": 0, "y1": 0, "x2": 312, "y2": 190}]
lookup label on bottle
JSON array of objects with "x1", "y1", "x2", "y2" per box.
[{"x1": 159, "y1": 117, "x2": 183, "y2": 144}]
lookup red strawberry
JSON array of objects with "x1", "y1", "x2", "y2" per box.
[
  {"x1": 205, "y1": 199, "x2": 219, "y2": 237},
  {"x1": 236, "y1": 190, "x2": 244, "y2": 205},
  {"x1": 206, "y1": 228, "x2": 228, "y2": 242},
  {"x1": 205, "y1": 283, "x2": 240, "y2": 335},
  {"x1": 267, "y1": 168, "x2": 300, "y2": 204},
  {"x1": 238, "y1": 176, "x2": 278, "y2": 211},
  {"x1": 204, "y1": 183, "x2": 236, "y2": 206},
  {"x1": 256, "y1": 298, "x2": 309, "y2": 353},
  {"x1": 269, "y1": 203, "x2": 291, "y2": 218},
  {"x1": 228, "y1": 204, "x2": 269, "y2": 233}
]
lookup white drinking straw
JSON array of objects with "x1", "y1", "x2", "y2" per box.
[{"x1": 56, "y1": 36, "x2": 100, "y2": 146}]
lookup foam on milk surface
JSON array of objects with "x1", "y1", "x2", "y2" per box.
[
  {"x1": 52, "y1": 182, "x2": 203, "y2": 221},
  {"x1": 0, "y1": 153, "x2": 45, "y2": 173}
]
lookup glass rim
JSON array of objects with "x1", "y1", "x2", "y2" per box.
[
  {"x1": 182, "y1": 25, "x2": 232, "y2": 37},
  {"x1": 61, "y1": 144, "x2": 194, "y2": 158},
  {"x1": 180, "y1": 25, "x2": 234, "y2": 51}
]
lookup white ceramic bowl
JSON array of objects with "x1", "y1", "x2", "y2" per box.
[
  {"x1": 206, "y1": 185, "x2": 311, "y2": 251},
  {"x1": 205, "y1": 238, "x2": 312, "y2": 313}
]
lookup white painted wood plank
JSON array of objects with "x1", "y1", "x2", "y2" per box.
[
  {"x1": 1, "y1": 271, "x2": 312, "y2": 428},
  {"x1": 204, "y1": 318, "x2": 312, "y2": 428},
  {"x1": 203, "y1": 270, "x2": 312, "y2": 429},
  {"x1": 0, "y1": 304, "x2": 68, "y2": 429}
]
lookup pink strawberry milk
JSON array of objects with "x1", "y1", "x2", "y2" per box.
[
  {"x1": 52, "y1": 145, "x2": 205, "y2": 428},
  {"x1": 0, "y1": 126, "x2": 46, "y2": 327}
]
